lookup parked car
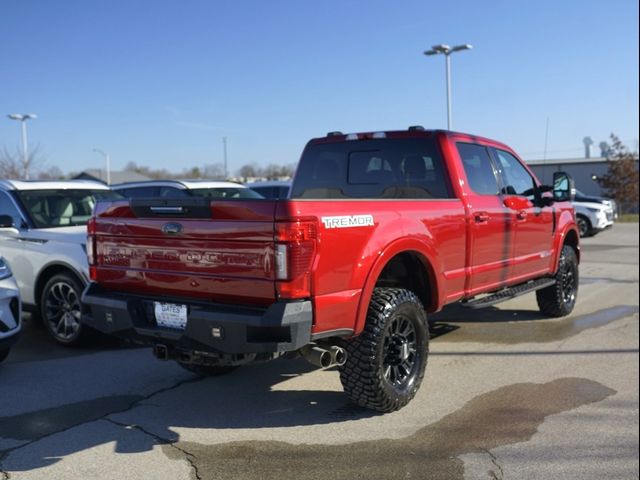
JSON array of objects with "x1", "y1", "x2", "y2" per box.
[
  {"x1": 572, "y1": 200, "x2": 614, "y2": 237},
  {"x1": 83, "y1": 127, "x2": 580, "y2": 413},
  {"x1": 246, "y1": 180, "x2": 291, "y2": 199},
  {"x1": 575, "y1": 189, "x2": 618, "y2": 220},
  {"x1": 0, "y1": 180, "x2": 121, "y2": 345},
  {"x1": 112, "y1": 180, "x2": 264, "y2": 199},
  {"x1": 0, "y1": 257, "x2": 22, "y2": 363}
]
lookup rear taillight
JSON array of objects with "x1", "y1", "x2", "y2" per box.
[
  {"x1": 275, "y1": 220, "x2": 317, "y2": 299},
  {"x1": 87, "y1": 217, "x2": 97, "y2": 281}
]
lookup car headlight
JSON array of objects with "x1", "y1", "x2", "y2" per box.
[
  {"x1": 0, "y1": 257, "x2": 12, "y2": 280},
  {"x1": 586, "y1": 207, "x2": 603, "y2": 213}
]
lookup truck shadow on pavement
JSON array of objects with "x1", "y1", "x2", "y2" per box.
[
  {"x1": 429, "y1": 304, "x2": 639, "y2": 344},
  {"x1": 0, "y1": 356, "x2": 380, "y2": 473}
]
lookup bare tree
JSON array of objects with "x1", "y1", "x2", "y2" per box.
[
  {"x1": 597, "y1": 134, "x2": 639, "y2": 213},
  {"x1": 203, "y1": 163, "x2": 226, "y2": 180},
  {"x1": 0, "y1": 146, "x2": 46, "y2": 179},
  {"x1": 37, "y1": 165, "x2": 64, "y2": 180},
  {"x1": 237, "y1": 164, "x2": 259, "y2": 182}
]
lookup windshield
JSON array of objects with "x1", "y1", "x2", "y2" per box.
[
  {"x1": 16, "y1": 189, "x2": 123, "y2": 228},
  {"x1": 188, "y1": 187, "x2": 264, "y2": 199}
]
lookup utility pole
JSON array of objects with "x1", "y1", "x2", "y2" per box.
[
  {"x1": 423, "y1": 44, "x2": 472, "y2": 130},
  {"x1": 93, "y1": 148, "x2": 111, "y2": 185},
  {"x1": 7, "y1": 113, "x2": 37, "y2": 179},
  {"x1": 223, "y1": 136, "x2": 228, "y2": 180}
]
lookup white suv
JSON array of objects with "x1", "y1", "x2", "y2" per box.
[
  {"x1": 573, "y1": 200, "x2": 615, "y2": 237},
  {"x1": 0, "y1": 257, "x2": 21, "y2": 362},
  {"x1": 0, "y1": 180, "x2": 121, "y2": 345}
]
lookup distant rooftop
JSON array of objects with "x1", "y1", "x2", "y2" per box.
[
  {"x1": 525, "y1": 156, "x2": 608, "y2": 166},
  {"x1": 72, "y1": 169, "x2": 151, "y2": 184}
]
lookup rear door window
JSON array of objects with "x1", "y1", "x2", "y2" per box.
[
  {"x1": 290, "y1": 138, "x2": 453, "y2": 199},
  {"x1": 456, "y1": 143, "x2": 500, "y2": 195}
]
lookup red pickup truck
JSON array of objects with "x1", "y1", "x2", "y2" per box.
[{"x1": 82, "y1": 128, "x2": 580, "y2": 412}]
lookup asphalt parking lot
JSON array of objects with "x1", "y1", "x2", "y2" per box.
[{"x1": 1, "y1": 224, "x2": 638, "y2": 480}]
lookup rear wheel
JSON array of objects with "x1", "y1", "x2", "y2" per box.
[
  {"x1": 40, "y1": 272, "x2": 90, "y2": 346},
  {"x1": 536, "y1": 245, "x2": 579, "y2": 317},
  {"x1": 339, "y1": 288, "x2": 429, "y2": 412},
  {"x1": 177, "y1": 362, "x2": 238, "y2": 377}
]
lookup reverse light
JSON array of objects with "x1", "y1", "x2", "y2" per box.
[
  {"x1": 87, "y1": 217, "x2": 98, "y2": 281},
  {"x1": 275, "y1": 220, "x2": 318, "y2": 299}
]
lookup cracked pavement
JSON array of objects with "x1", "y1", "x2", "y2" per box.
[{"x1": 0, "y1": 224, "x2": 638, "y2": 479}]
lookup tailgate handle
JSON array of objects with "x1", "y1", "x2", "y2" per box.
[{"x1": 149, "y1": 206, "x2": 184, "y2": 214}]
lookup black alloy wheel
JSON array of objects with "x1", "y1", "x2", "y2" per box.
[
  {"x1": 536, "y1": 245, "x2": 579, "y2": 317},
  {"x1": 340, "y1": 288, "x2": 429, "y2": 412}
]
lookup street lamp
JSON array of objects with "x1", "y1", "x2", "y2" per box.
[
  {"x1": 93, "y1": 148, "x2": 111, "y2": 185},
  {"x1": 7, "y1": 113, "x2": 37, "y2": 179},
  {"x1": 423, "y1": 44, "x2": 472, "y2": 130}
]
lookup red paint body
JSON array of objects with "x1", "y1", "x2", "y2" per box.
[{"x1": 90, "y1": 130, "x2": 579, "y2": 337}]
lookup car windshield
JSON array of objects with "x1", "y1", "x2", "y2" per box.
[
  {"x1": 188, "y1": 187, "x2": 264, "y2": 199},
  {"x1": 16, "y1": 189, "x2": 123, "y2": 228}
]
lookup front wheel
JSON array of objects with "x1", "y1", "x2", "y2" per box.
[
  {"x1": 536, "y1": 245, "x2": 579, "y2": 317},
  {"x1": 40, "y1": 273, "x2": 90, "y2": 346},
  {"x1": 339, "y1": 288, "x2": 429, "y2": 412}
]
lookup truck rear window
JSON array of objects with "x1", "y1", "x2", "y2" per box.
[{"x1": 290, "y1": 138, "x2": 453, "y2": 199}]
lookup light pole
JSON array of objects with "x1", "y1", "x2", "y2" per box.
[
  {"x1": 93, "y1": 148, "x2": 111, "y2": 185},
  {"x1": 423, "y1": 44, "x2": 472, "y2": 130},
  {"x1": 7, "y1": 113, "x2": 37, "y2": 179}
]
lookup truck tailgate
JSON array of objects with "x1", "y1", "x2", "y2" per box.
[{"x1": 91, "y1": 198, "x2": 277, "y2": 305}]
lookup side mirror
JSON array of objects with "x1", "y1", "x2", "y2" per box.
[
  {"x1": 0, "y1": 215, "x2": 15, "y2": 229},
  {"x1": 553, "y1": 171, "x2": 576, "y2": 202}
]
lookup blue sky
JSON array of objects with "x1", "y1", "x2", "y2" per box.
[{"x1": 1, "y1": 0, "x2": 638, "y2": 175}]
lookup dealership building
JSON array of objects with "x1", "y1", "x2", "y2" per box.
[{"x1": 526, "y1": 156, "x2": 639, "y2": 197}]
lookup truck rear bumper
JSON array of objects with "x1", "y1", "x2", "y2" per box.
[{"x1": 81, "y1": 283, "x2": 312, "y2": 355}]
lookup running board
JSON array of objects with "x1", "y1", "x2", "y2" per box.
[{"x1": 461, "y1": 278, "x2": 556, "y2": 309}]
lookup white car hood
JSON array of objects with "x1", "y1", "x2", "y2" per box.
[{"x1": 25, "y1": 225, "x2": 87, "y2": 245}]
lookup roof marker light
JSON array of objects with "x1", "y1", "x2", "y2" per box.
[
  {"x1": 372, "y1": 132, "x2": 387, "y2": 139},
  {"x1": 327, "y1": 131, "x2": 343, "y2": 137},
  {"x1": 408, "y1": 125, "x2": 425, "y2": 131}
]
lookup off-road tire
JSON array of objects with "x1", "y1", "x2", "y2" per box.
[
  {"x1": 536, "y1": 245, "x2": 579, "y2": 317},
  {"x1": 40, "y1": 272, "x2": 91, "y2": 346},
  {"x1": 177, "y1": 362, "x2": 238, "y2": 377},
  {"x1": 339, "y1": 288, "x2": 429, "y2": 412},
  {"x1": 576, "y1": 215, "x2": 592, "y2": 238}
]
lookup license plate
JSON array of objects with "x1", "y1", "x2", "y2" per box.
[{"x1": 154, "y1": 302, "x2": 188, "y2": 330}]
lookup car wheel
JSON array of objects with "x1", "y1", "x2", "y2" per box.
[
  {"x1": 0, "y1": 348, "x2": 10, "y2": 363},
  {"x1": 536, "y1": 245, "x2": 579, "y2": 318},
  {"x1": 177, "y1": 362, "x2": 238, "y2": 376},
  {"x1": 339, "y1": 288, "x2": 429, "y2": 412},
  {"x1": 576, "y1": 215, "x2": 592, "y2": 238},
  {"x1": 40, "y1": 272, "x2": 89, "y2": 346}
]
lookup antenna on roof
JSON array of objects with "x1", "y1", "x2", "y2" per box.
[{"x1": 542, "y1": 117, "x2": 550, "y2": 183}]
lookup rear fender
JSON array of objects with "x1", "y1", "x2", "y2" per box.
[{"x1": 353, "y1": 237, "x2": 442, "y2": 335}]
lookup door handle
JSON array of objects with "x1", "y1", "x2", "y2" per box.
[
  {"x1": 516, "y1": 210, "x2": 527, "y2": 220},
  {"x1": 474, "y1": 212, "x2": 490, "y2": 223}
]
